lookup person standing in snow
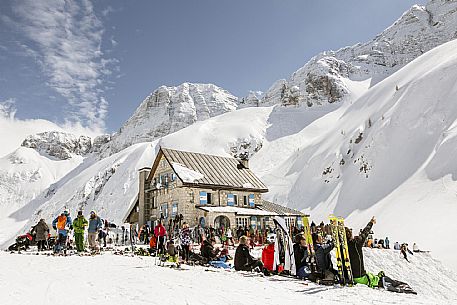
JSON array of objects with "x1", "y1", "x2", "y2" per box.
[
  {"x1": 31, "y1": 219, "x2": 49, "y2": 251},
  {"x1": 52, "y1": 210, "x2": 73, "y2": 254},
  {"x1": 179, "y1": 222, "x2": 192, "y2": 262},
  {"x1": 154, "y1": 220, "x2": 167, "y2": 255},
  {"x1": 261, "y1": 234, "x2": 275, "y2": 273},
  {"x1": 385, "y1": 237, "x2": 390, "y2": 249},
  {"x1": 88, "y1": 210, "x2": 103, "y2": 252},
  {"x1": 72, "y1": 211, "x2": 88, "y2": 253},
  {"x1": 400, "y1": 243, "x2": 413, "y2": 261},
  {"x1": 226, "y1": 227, "x2": 234, "y2": 246}
]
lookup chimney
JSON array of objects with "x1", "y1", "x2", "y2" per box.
[{"x1": 237, "y1": 159, "x2": 249, "y2": 169}]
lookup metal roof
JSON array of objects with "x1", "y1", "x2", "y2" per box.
[
  {"x1": 259, "y1": 200, "x2": 306, "y2": 216},
  {"x1": 159, "y1": 147, "x2": 268, "y2": 192}
]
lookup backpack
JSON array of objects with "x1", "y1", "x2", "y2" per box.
[{"x1": 57, "y1": 215, "x2": 67, "y2": 230}]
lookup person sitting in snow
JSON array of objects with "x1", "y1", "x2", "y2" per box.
[
  {"x1": 394, "y1": 241, "x2": 400, "y2": 250},
  {"x1": 201, "y1": 237, "x2": 220, "y2": 263},
  {"x1": 310, "y1": 233, "x2": 336, "y2": 283},
  {"x1": 345, "y1": 217, "x2": 377, "y2": 285},
  {"x1": 293, "y1": 234, "x2": 310, "y2": 279},
  {"x1": 166, "y1": 240, "x2": 179, "y2": 263},
  {"x1": 234, "y1": 236, "x2": 264, "y2": 273}
]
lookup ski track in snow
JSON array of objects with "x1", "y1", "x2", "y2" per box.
[{"x1": 0, "y1": 248, "x2": 456, "y2": 305}]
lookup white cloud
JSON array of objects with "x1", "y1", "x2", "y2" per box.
[
  {"x1": 0, "y1": 98, "x2": 102, "y2": 158},
  {"x1": 7, "y1": 0, "x2": 116, "y2": 131},
  {"x1": 0, "y1": 98, "x2": 17, "y2": 119}
]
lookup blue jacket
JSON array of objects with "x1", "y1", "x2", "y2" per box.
[
  {"x1": 314, "y1": 241, "x2": 334, "y2": 274},
  {"x1": 88, "y1": 216, "x2": 103, "y2": 233},
  {"x1": 52, "y1": 215, "x2": 73, "y2": 236}
]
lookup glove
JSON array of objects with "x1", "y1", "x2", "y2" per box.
[{"x1": 53, "y1": 226, "x2": 57, "y2": 231}]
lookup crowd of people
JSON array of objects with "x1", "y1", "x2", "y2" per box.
[
  {"x1": 21, "y1": 211, "x2": 419, "y2": 293},
  {"x1": 27, "y1": 210, "x2": 114, "y2": 254}
]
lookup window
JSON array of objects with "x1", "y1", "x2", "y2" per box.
[
  {"x1": 172, "y1": 202, "x2": 178, "y2": 217},
  {"x1": 160, "y1": 203, "x2": 168, "y2": 219},
  {"x1": 227, "y1": 194, "x2": 235, "y2": 206},
  {"x1": 199, "y1": 191, "x2": 207, "y2": 205},
  {"x1": 233, "y1": 194, "x2": 238, "y2": 206},
  {"x1": 207, "y1": 192, "x2": 212, "y2": 205},
  {"x1": 151, "y1": 196, "x2": 157, "y2": 209},
  {"x1": 243, "y1": 195, "x2": 248, "y2": 206},
  {"x1": 249, "y1": 194, "x2": 255, "y2": 207},
  {"x1": 171, "y1": 173, "x2": 176, "y2": 181}
]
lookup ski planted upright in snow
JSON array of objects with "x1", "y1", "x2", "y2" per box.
[
  {"x1": 337, "y1": 217, "x2": 353, "y2": 286},
  {"x1": 329, "y1": 215, "x2": 345, "y2": 285},
  {"x1": 302, "y1": 216, "x2": 317, "y2": 273}
]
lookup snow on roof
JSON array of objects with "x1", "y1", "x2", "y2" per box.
[
  {"x1": 197, "y1": 206, "x2": 277, "y2": 216},
  {"x1": 171, "y1": 162, "x2": 204, "y2": 183}
]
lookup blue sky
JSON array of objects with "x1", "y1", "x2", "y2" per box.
[{"x1": 0, "y1": 0, "x2": 426, "y2": 133}]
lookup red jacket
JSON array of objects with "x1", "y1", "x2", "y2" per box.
[
  {"x1": 154, "y1": 224, "x2": 167, "y2": 237},
  {"x1": 262, "y1": 244, "x2": 275, "y2": 271}
]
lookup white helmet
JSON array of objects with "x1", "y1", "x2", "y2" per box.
[{"x1": 266, "y1": 233, "x2": 276, "y2": 244}]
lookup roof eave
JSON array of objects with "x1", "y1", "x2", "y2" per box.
[{"x1": 181, "y1": 182, "x2": 268, "y2": 193}]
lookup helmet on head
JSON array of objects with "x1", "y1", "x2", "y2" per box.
[{"x1": 266, "y1": 233, "x2": 276, "y2": 244}]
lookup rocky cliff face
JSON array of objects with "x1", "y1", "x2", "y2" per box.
[
  {"x1": 97, "y1": 82, "x2": 238, "y2": 157},
  {"x1": 21, "y1": 131, "x2": 92, "y2": 160},
  {"x1": 253, "y1": 0, "x2": 457, "y2": 107}
]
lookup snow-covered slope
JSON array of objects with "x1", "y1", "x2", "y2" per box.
[
  {"x1": 252, "y1": 38, "x2": 457, "y2": 271},
  {"x1": 0, "y1": 147, "x2": 84, "y2": 243},
  {"x1": 251, "y1": 0, "x2": 457, "y2": 108},
  {"x1": 97, "y1": 83, "x2": 238, "y2": 157}
]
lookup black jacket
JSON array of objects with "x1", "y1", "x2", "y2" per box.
[
  {"x1": 314, "y1": 241, "x2": 334, "y2": 274},
  {"x1": 293, "y1": 243, "x2": 308, "y2": 272},
  {"x1": 201, "y1": 240, "x2": 218, "y2": 261},
  {"x1": 347, "y1": 221, "x2": 373, "y2": 278},
  {"x1": 234, "y1": 244, "x2": 254, "y2": 271}
]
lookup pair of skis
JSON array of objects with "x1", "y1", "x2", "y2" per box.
[
  {"x1": 329, "y1": 215, "x2": 353, "y2": 286},
  {"x1": 302, "y1": 216, "x2": 317, "y2": 273}
]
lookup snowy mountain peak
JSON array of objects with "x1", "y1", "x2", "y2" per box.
[
  {"x1": 257, "y1": 0, "x2": 457, "y2": 107},
  {"x1": 21, "y1": 131, "x2": 92, "y2": 160},
  {"x1": 97, "y1": 82, "x2": 238, "y2": 157}
]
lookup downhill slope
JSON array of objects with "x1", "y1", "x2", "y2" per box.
[
  {"x1": 252, "y1": 38, "x2": 457, "y2": 271},
  {"x1": 0, "y1": 248, "x2": 456, "y2": 305},
  {"x1": 0, "y1": 147, "x2": 83, "y2": 243}
]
